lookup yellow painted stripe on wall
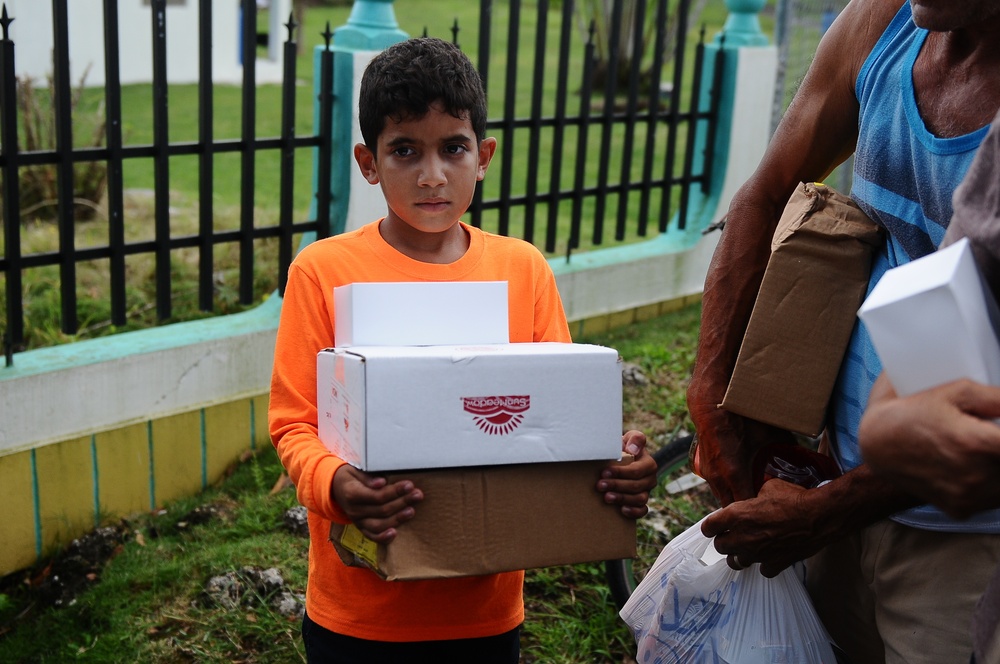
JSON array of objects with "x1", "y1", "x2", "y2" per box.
[
  {"x1": 576, "y1": 314, "x2": 611, "y2": 338},
  {"x1": 151, "y1": 411, "x2": 204, "y2": 507},
  {"x1": 0, "y1": 450, "x2": 37, "y2": 574},
  {"x1": 252, "y1": 394, "x2": 270, "y2": 453},
  {"x1": 635, "y1": 303, "x2": 662, "y2": 323},
  {"x1": 204, "y1": 400, "x2": 253, "y2": 486},
  {"x1": 94, "y1": 422, "x2": 153, "y2": 517},
  {"x1": 35, "y1": 436, "x2": 95, "y2": 556},
  {"x1": 608, "y1": 308, "x2": 638, "y2": 331}
]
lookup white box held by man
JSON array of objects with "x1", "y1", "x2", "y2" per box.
[
  {"x1": 334, "y1": 281, "x2": 509, "y2": 347},
  {"x1": 317, "y1": 343, "x2": 623, "y2": 471},
  {"x1": 858, "y1": 237, "x2": 1000, "y2": 395}
]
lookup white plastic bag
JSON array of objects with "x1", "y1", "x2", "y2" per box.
[{"x1": 620, "y1": 514, "x2": 840, "y2": 664}]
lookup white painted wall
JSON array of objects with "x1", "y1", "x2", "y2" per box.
[
  {"x1": 5, "y1": 0, "x2": 291, "y2": 86},
  {"x1": 345, "y1": 50, "x2": 388, "y2": 232}
]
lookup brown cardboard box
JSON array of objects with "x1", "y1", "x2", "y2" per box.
[
  {"x1": 329, "y1": 457, "x2": 637, "y2": 580},
  {"x1": 721, "y1": 182, "x2": 883, "y2": 436}
]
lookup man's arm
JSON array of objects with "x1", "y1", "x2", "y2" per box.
[
  {"x1": 687, "y1": 0, "x2": 901, "y2": 505},
  {"x1": 860, "y1": 375, "x2": 1000, "y2": 519},
  {"x1": 701, "y1": 463, "x2": 920, "y2": 577}
]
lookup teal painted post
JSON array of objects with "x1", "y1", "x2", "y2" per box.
[
  {"x1": 688, "y1": 0, "x2": 771, "y2": 232},
  {"x1": 334, "y1": 0, "x2": 408, "y2": 50},
  {"x1": 718, "y1": 0, "x2": 770, "y2": 47},
  {"x1": 309, "y1": 1, "x2": 408, "y2": 240}
]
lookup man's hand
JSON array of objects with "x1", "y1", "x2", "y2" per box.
[
  {"x1": 332, "y1": 465, "x2": 424, "y2": 543},
  {"x1": 687, "y1": 403, "x2": 797, "y2": 505},
  {"x1": 860, "y1": 375, "x2": 1000, "y2": 519},
  {"x1": 688, "y1": 407, "x2": 758, "y2": 505},
  {"x1": 700, "y1": 478, "x2": 841, "y2": 578},
  {"x1": 598, "y1": 430, "x2": 658, "y2": 518}
]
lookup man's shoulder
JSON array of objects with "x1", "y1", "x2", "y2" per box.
[{"x1": 824, "y1": 0, "x2": 909, "y2": 72}]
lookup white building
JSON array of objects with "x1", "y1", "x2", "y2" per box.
[{"x1": 5, "y1": 0, "x2": 292, "y2": 86}]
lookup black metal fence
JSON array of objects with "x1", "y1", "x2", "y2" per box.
[
  {"x1": 466, "y1": 0, "x2": 720, "y2": 255},
  {"x1": 0, "y1": 0, "x2": 332, "y2": 364},
  {"x1": 0, "y1": 0, "x2": 720, "y2": 364}
]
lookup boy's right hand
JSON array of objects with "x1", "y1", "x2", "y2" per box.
[{"x1": 332, "y1": 465, "x2": 424, "y2": 543}]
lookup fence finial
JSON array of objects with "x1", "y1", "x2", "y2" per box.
[
  {"x1": 322, "y1": 20, "x2": 333, "y2": 48},
  {"x1": 285, "y1": 12, "x2": 297, "y2": 43},
  {"x1": 1, "y1": 5, "x2": 13, "y2": 42}
]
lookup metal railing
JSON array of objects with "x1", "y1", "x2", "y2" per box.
[
  {"x1": 0, "y1": 0, "x2": 333, "y2": 363},
  {"x1": 466, "y1": 0, "x2": 721, "y2": 255},
  {"x1": 1, "y1": 0, "x2": 721, "y2": 364}
]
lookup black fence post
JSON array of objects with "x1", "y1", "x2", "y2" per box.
[
  {"x1": 614, "y1": 0, "x2": 646, "y2": 242},
  {"x1": 568, "y1": 23, "x2": 596, "y2": 261},
  {"x1": 522, "y1": 0, "x2": 549, "y2": 247},
  {"x1": 151, "y1": 0, "x2": 171, "y2": 320},
  {"x1": 238, "y1": 0, "x2": 257, "y2": 305},
  {"x1": 198, "y1": 0, "x2": 215, "y2": 312},
  {"x1": 497, "y1": 0, "x2": 521, "y2": 238},
  {"x1": 637, "y1": 0, "x2": 669, "y2": 238},
  {"x1": 313, "y1": 22, "x2": 334, "y2": 245},
  {"x1": 278, "y1": 13, "x2": 298, "y2": 295},
  {"x1": 543, "y1": 0, "x2": 574, "y2": 255},
  {"x1": 52, "y1": 0, "x2": 78, "y2": 334},
  {"x1": 103, "y1": 0, "x2": 127, "y2": 327},
  {"x1": 0, "y1": 4, "x2": 23, "y2": 358},
  {"x1": 468, "y1": 0, "x2": 493, "y2": 229},
  {"x1": 592, "y1": 0, "x2": 625, "y2": 247},
  {"x1": 660, "y1": 0, "x2": 691, "y2": 233}
]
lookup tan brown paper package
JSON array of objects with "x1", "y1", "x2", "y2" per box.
[
  {"x1": 329, "y1": 457, "x2": 637, "y2": 581},
  {"x1": 721, "y1": 182, "x2": 884, "y2": 436}
]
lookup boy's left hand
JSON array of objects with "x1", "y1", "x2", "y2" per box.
[{"x1": 598, "y1": 430, "x2": 657, "y2": 519}]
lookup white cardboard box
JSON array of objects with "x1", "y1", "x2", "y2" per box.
[
  {"x1": 858, "y1": 237, "x2": 1000, "y2": 395},
  {"x1": 317, "y1": 343, "x2": 623, "y2": 471},
  {"x1": 334, "y1": 281, "x2": 509, "y2": 347}
]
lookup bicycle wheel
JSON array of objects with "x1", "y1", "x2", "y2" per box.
[{"x1": 604, "y1": 433, "x2": 719, "y2": 611}]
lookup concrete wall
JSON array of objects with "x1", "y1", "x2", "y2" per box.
[{"x1": 0, "y1": 10, "x2": 777, "y2": 576}]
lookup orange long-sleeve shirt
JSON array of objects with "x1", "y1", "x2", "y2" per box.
[{"x1": 268, "y1": 220, "x2": 572, "y2": 642}]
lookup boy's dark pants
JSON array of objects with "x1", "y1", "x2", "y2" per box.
[{"x1": 302, "y1": 611, "x2": 520, "y2": 663}]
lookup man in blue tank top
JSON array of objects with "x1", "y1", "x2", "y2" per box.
[{"x1": 687, "y1": 1, "x2": 1000, "y2": 662}]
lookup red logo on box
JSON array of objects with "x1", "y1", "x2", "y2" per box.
[{"x1": 462, "y1": 395, "x2": 530, "y2": 435}]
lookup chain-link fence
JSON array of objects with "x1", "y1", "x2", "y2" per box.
[{"x1": 772, "y1": 0, "x2": 852, "y2": 192}]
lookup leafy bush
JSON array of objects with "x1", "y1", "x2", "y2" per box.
[{"x1": 6, "y1": 68, "x2": 107, "y2": 223}]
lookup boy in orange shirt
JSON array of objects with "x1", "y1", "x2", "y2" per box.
[{"x1": 268, "y1": 37, "x2": 657, "y2": 662}]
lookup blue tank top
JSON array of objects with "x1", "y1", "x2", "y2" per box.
[{"x1": 829, "y1": 2, "x2": 1000, "y2": 532}]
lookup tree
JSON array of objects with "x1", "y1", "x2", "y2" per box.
[{"x1": 576, "y1": 0, "x2": 708, "y2": 94}]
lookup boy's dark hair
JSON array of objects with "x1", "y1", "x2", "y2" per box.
[{"x1": 358, "y1": 37, "x2": 487, "y2": 154}]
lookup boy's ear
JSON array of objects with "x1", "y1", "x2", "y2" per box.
[
  {"x1": 354, "y1": 143, "x2": 380, "y2": 185},
  {"x1": 477, "y1": 137, "x2": 498, "y2": 182}
]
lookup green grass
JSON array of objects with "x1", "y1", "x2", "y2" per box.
[{"x1": 0, "y1": 302, "x2": 716, "y2": 663}]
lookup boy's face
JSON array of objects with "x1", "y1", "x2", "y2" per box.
[{"x1": 354, "y1": 103, "x2": 496, "y2": 241}]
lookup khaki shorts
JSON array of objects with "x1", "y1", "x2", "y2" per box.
[{"x1": 805, "y1": 520, "x2": 1000, "y2": 664}]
